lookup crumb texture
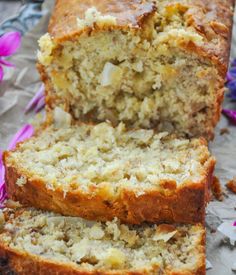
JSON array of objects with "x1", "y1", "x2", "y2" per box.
[
  {"x1": 38, "y1": 0, "x2": 233, "y2": 139},
  {"x1": 5, "y1": 123, "x2": 211, "y2": 195},
  {"x1": 0, "y1": 208, "x2": 205, "y2": 273}
]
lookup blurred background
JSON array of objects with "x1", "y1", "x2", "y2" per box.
[
  {"x1": 0, "y1": 1, "x2": 21, "y2": 23},
  {"x1": 0, "y1": 0, "x2": 44, "y2": 35}
]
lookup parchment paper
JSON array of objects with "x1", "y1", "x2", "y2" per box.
[{"x1": 0, "y1": 1, "x2": 235, "y2": 274}]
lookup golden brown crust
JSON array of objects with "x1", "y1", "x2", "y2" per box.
[
  {"x1": 48, "y1": 0, "x2": 156, "y2": 42},
  {"x1": 183, "y1": 0, "x2": 234, "y2": 76},
  {"x1": 211, "y1": 176, "x2": 224, "y2": 201},
  {"x1": 3, "y1": 151, "x2": 215, "y2": 225},
  {"x1": 47, "y1": 0, "x2": 234, "y2": 75}
]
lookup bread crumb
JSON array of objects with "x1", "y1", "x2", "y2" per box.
[
  {"x1": 226, "y1": 177, "x2": 236, "y2": 194},
  {"x1": 220, "y1": 128, "x2": 230, "y2": 135},
  {"x1": 16, "y1": 176, "x2": 26, "y2": 187},
  {"x1": 211, "y1": 176, "x2": 224, "y2": 201},
  {"x1": 232, "y1": 262, "x2": 236, "y2": 271},
  {"x1": 37, "y1": 33, "x2": 55, "y2": 65}
]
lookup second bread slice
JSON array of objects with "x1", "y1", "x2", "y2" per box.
[
  {"x1": 3, "y1": 122, "x2": 215, "y2": 224},
  {"x1": 0, "y1": 206, "x2": 205, "y2": 275}
]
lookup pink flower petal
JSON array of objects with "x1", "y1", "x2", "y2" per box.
[
  {"x1": 0, "y1": 150, "x2": 5, "y2": 184},
  {"x1": 0, "y1": 32, "x2": 21, "y2": 57},
  {"x1": 35, "y1": 95, "x2": 45, "y2": 113},
  {"x1": 24, "y1": 84, "x2": 45, "y2": 113},
  {"x1": 0, "y1": 66, "x2": 3, "y2": 82},
  {"x1": 0, "y1": 185, "x2": 6, "y2": 201},
  {"x1": 0, "y1": 125, "x2": 34, "y2": 208},
  {"x1": 0, "y1": 150, "x2": 6, "y2": 207},
  {"x1": 226, "y1": 72, "x2": 233, "y2": 82},
  {"x1": 222, "y1": 109, "x2": 236, "y2": 124},
  {"x1": 234, "y1": 221, "x2": 236, "y2": 227},
  {"x1": 0, "y1": 58, "x2": 15, "y2": 67},
  {"x1": 8, "y1": 124, "x2": 34, "y2": 150}
]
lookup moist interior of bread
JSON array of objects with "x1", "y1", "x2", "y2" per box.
[
  {"x1": 1, "y1": 208, "x2": 203, "y2": 272},
  {"x1": 38, "y1": 1, "x2": 220, "y2": 138},
  {"x1": 7, "y1": 122, "x2": 210, "y2": 195}
]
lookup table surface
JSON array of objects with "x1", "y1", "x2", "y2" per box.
[{"x1": 0, "y1": 1, "x2": 21, "y2": 24}]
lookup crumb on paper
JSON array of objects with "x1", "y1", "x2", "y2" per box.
[
  {"x1": 226, "y1": 177, "x2": 236, "y2": 194},
  {"x1": 211, "y1": 176, "x2": 224, "y2": 201},
  {"x1": 220, "y1": 128, "x2": 230, "y2": 135},
  {"x1": 217, "y1": 221, "x2": 236, "y2": 246},
  {"x1": 210, "y1": 228, "x2": 216, "y2": 233},
  {"x1": 206, "y1": 259, "x2": 213, "y2": 270}
]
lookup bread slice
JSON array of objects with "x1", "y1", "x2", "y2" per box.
[
  {"x1": 0, "y1": 206, "x2": 206, "y2": 275},
  {"x1": 37, "y1": 0, "x2": 234, "y2": 140},
  {"x1": 3, "y1": 122, "x2": 215, "y2": 224}
]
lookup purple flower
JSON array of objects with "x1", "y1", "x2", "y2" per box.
[
  {"x1": 24, "y1": 84, "x2": 45, "y2": 113},
  {"x1": 0, "y1": 124, "x2": 34, "y2": 207},
  {"x1": 223, "y1": 59, "x2": 236, "y2": 124},
  {"x1": 0, "y1": 32, "x2": 21, "y2": 82},
  {"x1": 222, "y1": 109, "x2": 236, "y2": 124},
  {"x1": 234, "y1": 221, "x2": 236, "y2": 227},
  {"x1": 0, "y1": 150, "x2": 6, "y2": 208},
  {"x1": 7, "y1": 124, "x2": 34, "y2": 150},
  {"x1": 226, "y1": 59, "x2": 236, "y2": 100}
]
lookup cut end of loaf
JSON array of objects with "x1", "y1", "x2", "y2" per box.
[
  {"x1": 4, "y1": 122, "x2": 213, "y2": 196},
  {"x1": 0, "y1": 207, "x2": 205, "y2": 274},
  {"x1": 37, "y1": 0, "x2": 234, "y2": 139}
]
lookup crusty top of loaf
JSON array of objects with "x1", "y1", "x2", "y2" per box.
[
  {"x1": 182, "y1": 0, "x2": 234, "y2": 75},
  {"x1": 48, "y1": 0, "x2": 234, "y2": 75},
  {"x1": 48, "y1": 0, "x2": 155, "y2": 37}
]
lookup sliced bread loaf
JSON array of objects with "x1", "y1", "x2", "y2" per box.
[
  {"x1": 0, "y1": 206, "x2": 205, "y2": 275},
  {"x1": 3, "y1": 122, "x2": 215, "y2": 224},
  {"x1": 38, "y1": 0, "x2": 234, "y2": 139}
]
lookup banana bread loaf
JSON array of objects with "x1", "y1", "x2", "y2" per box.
[
  {"x1": 0, "y1": 207, "x2": 206, "y2": 275},
  {"x1": 3, "y1": 121, "x2": 215, "y2": 224},
  {"x1": 38, "y1": 0, "x2": 234, "y2": 139}
]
